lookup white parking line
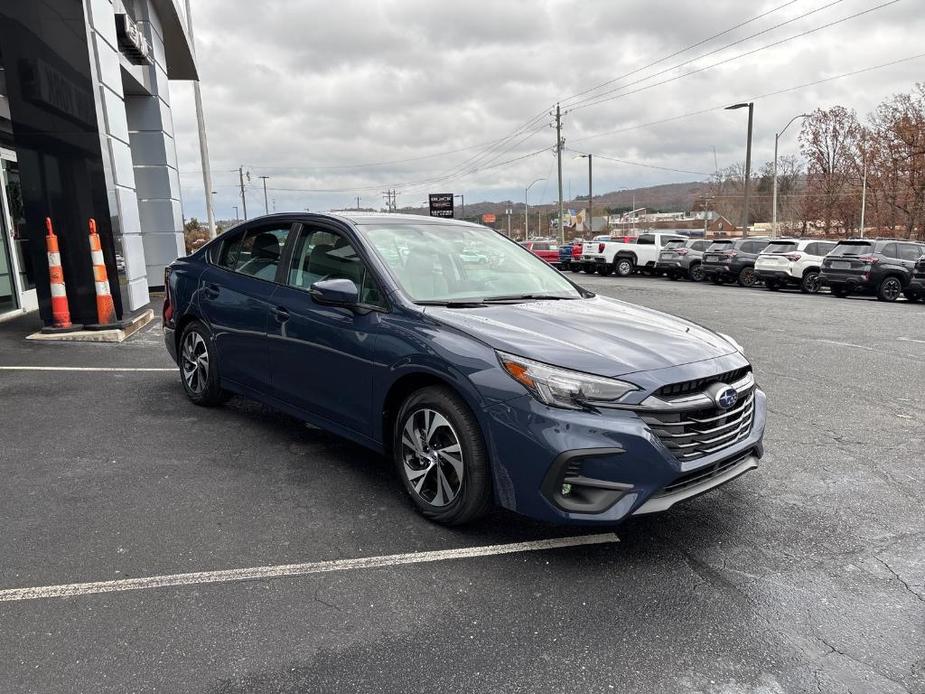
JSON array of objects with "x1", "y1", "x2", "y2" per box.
[
  {"x1": 0, "y1": 533, "x2": 618, "y2": 603},
  {"x1": 0, "y1": 366, "x2": 175, "y2": 372},
  {"x1": 897, "y1": 337, "x2": 925, "y2": 345}
]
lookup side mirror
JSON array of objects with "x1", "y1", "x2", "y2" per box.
[{"x1": 309, "y1": 278, "x2": 359, "y2": 306}]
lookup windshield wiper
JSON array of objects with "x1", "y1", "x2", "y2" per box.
[
  {"x1": 416, "y1": 299, "x2": 486, "y2": 308},
  {"x1": 483, "y1": 294, "x2": 578, "y2": 302}
]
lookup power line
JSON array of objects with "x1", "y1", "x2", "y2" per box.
[
  {"x1": 558, "y1": 0, "x2": 807, "y2": 109},
  {"x1": 571, "y1": 51, "x2": 925, "y2": 145},
  {"x1": 569, "y1": 0, "x2": 901, "y2": 113},
  {"x1": 567, "y1": 148, "x2": 713, "y2": 177}
]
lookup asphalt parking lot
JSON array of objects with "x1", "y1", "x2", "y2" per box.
[{"x1": 1, "y1": 278, "x2": 923, "y2": 694}]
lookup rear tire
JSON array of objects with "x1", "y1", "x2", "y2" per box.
[
  {"x1": 688, "y1": 264, "x2": 705, "y2": 282},
  {"x1": 877, "y1": 276, "x2": 903, "y2": 302},
  {"x1": 615, "y1": 257, "x2": 634, "y2": 277},
  {"x1": 179, "y1": 320, "x2": 230, "y2": 406},
  {"x1": 710, "y1": 276, "x2": 725, "y2": 285},
  {"x1": 393, "y1": 386, "x2": 492, "y2": 525},
  {"x1": 737, "y1": 267, "x2": 757, "y2": 288},
  {"x1": 801, "y1": 271, "x2": 821, "y2": 294},
  {"x1": 667, "y1": 272, "x2": 679, "y2": 281},
  {"x1": 904, "y1": 291, "x2": 921, "y2": 303}
]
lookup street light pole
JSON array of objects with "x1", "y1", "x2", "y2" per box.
[
  {"x1": 184, "y1": 0, "x2": 216, "y2": 239},
  {"x1": 726, "y1": 102, "x2": 754, "y2": 236},
  {"x1": 258, "y1": 175, "x2": 270, "y2": 215},
  {"x1": 525, "y1": 178, "x2": 545, "y2": 239},
  {"x1": 772, "y1": 113, "x2": 810, "y2": 238}
]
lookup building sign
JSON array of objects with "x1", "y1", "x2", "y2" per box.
[
  {"x1": 481, "y1": 213, "x2": 496, "y2": 224},
  {"x1": 20, "y1": 58, "x2": 96, "y2": 126},
  {"x1": 428, "y1": 193, "x2": 454, "y2": 218},
  {"x1": 115, "y1": 14, "x2": 152, "y2": 66}
]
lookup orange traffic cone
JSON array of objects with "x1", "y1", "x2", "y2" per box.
[
  {"x1": 87, "y1": 218, "x2": 116, "y2": 325},
  {"x1": 44, "y1": 217, "x2": 73, "y2": 329}
]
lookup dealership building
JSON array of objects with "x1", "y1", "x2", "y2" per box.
[{"x1": 0, "y1": 0, "x2": 195, "y2": 326}]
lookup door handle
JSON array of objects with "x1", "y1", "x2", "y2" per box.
[
  {"x1": 271, "y1": 306, "x2": 290, "y2": 322},
  {"x1": 203, "y1": 283, "x2": 220, "y2": 299}
]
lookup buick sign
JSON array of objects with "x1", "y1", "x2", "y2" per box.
[{"x1": 115, "y1": 14, "x2": 152, "y2": 66}]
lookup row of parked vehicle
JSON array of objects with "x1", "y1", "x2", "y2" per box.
[{"x1": 544, "y1": 232, "x2": 925, "y2": 303}]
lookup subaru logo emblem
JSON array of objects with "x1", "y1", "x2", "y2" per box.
[{"x1": 716, "y1": 387, "x2": 738, "y2": 410}]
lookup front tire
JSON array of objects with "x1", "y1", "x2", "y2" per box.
[
  {"x1": 393, "y1": 386, "x2": 492, "y2": 525},
  {"x1": 179, "y1": 320, "x2": 229, "y2": 406}
]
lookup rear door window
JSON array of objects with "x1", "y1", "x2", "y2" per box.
[
  {"x1": 637, "y1": 234, "x2": 655, "y2": 245},
  {"x1": 899, "y1": 244, "x2": 924, "y2": 261},
  {"x1": 881, "y1": 243, "x2": 899, "y2": 259},
  {"x1": 219, "y1": 224, "x2": 293, "y2": 282},
  {"x1": 691, "y1": 240, "x2": 708, "y2": 252}
]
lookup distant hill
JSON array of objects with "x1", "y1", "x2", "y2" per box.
[{"x1": 397, "y1": 180, "x2": 710, "y2": 219}]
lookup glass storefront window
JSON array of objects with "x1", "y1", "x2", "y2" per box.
[{"x1": 3, "y1": 159, "x2": 32, "y2": 291}]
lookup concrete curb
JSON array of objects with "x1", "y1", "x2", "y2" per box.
[{"x1": 26, "y1": 309, "x2": 155, "y2": 343}]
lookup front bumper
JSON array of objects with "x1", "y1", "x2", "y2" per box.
[{"x1": 482, "y1": 370, "x2": 767, "y2": 525}]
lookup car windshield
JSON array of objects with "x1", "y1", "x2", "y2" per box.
[
  {"x1": 361, "y1": 223, "x2": 583, "y2": 303},
  {"x1": 763, "y1": 242, "x2": 798, "y2": 254},
  {"x1": 830, "y1": 242, "x2": 875, "y2": 256},
  {"x1": 706, "y1": 241, "x2": 733, "y2": 251}
]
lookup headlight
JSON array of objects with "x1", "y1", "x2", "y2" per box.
[
  {"x1": 497, "y1": 351, "x2": 638, "y2": 410},
  {"x1": 718, "y1": 332, "x2": 745, "y2": 355}
]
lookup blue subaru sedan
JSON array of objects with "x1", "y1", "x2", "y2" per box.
[{"x1": 163, "y1": 213, "x2": 766, "y2": 526}]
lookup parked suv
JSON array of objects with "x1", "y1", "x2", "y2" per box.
[
  {"x1": 820, "y1": 239, "x2": 925, "y2": 301},
  {"x1": 905, "y1": 255, "x2": 925, "y2": 302},
  {"x1": 702, "y1": 237, "x2": 771, "y2": 287},
  {"x1": 656, "y1": 238, "x2": 709, "y2": 281},
  {"x1": 754, "y1": 238, "x2": 837, "y2": 293}
]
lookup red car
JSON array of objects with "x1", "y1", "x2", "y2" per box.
[{"x1": 520, "y1": 240, "x2": 561, "y2": 266}]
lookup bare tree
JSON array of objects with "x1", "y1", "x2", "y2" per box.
[{"x1": 800, "y1": 107, "x2": 863, "y2": 236}]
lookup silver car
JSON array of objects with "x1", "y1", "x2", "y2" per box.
[{"x1": 657, "y1": 238, "x2": 709, "y2": 281}]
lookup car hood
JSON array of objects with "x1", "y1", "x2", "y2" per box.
[{"x1": 424, "y1": 295, "x2": 736, "y2": 378}]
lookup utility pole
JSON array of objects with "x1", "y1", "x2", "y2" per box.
[
  {"x1": 578, "y1": 153, "x2": 593, "y2": 236},
  {"x1": 454, "y1": 194, "x2": 465, "y2": 219},
  {"x1": 233, "y1": 205, "x2": 239, "y2": 221},
  {"x1": 238, "y1": 166, "x2": 248, "y2": 220},
  {"x1": 506, "y1": 208, "x2": 512, "y2": 237},
  {"x1": 258, "y1": 175, "x2": 270, "y2": 215},
  {"x1": 356, "y1": 196, "x2": 361, "y2": 210},
  {"x1": 184, "y1": 0, "x2": 215, "y2": 239},
  {"x1": 859, "y1": 156, "x2": 868, "y2": 238},
  {"x1": 555, "y1": 103, "x2": 565, "y2": 244}
]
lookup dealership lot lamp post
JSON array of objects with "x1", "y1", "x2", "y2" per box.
[
  {"x1": 772, "y1": 113, "x2": 809, "y2": 238},
  {"x1": 726, "y1": 102, "x2": 754, "y2": 236},
  {"x1": 525, "y1": 178, "x2": 545, "y2": 239}
]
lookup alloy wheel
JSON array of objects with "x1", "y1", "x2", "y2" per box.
[
  {"x1": 181, "y1": 331, "x2": 209, "y2": 395},
  {"x1": 400, "y1": 408, "x2": 464, "y2": 507},
  {"x1": 689, "y1": 265, "x2": 704, "y2": 282},
  {"x1": 880, "y1": 277, "x2": 902, "y2": 301},
  {"x1": 802, "y1": 272, "x2": 820, "y2": 294},
  {"x1": 739, "y1": 268, "x2": 756, "y2": 287}
]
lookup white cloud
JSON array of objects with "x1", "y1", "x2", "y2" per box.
[{"x1": 171, "y1": 0, "x2": 925, "y2": 220}]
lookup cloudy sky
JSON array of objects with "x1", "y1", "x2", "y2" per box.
[{"x1": 170, "y1": 0, "x2": 925, "y2": 221}]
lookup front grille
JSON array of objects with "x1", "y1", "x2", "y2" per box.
[
  {"x1": 641, "y1": 389, "x2": 756, "y2": 461},
  {"x1": 654, "y1": 450, "x2": 753, "y2": 497},
  {"x1": 655, "y1": 366, "x2": 751, "y2": 397}
]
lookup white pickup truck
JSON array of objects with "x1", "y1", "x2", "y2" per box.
[{"x1": 580, "y1": 232, "x2": 688, "y2": 277}]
